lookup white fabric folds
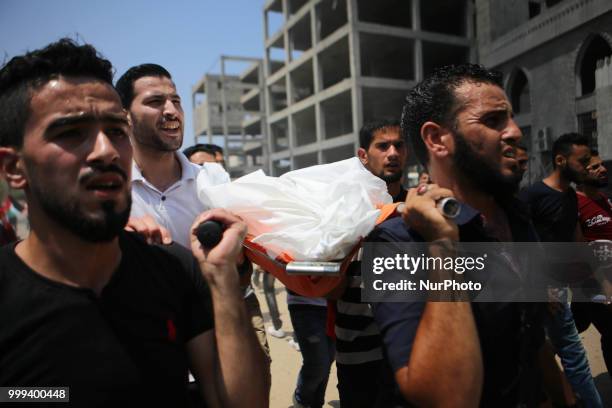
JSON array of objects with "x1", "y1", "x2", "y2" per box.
[{"x1": 196, "y1": 158, "x2": 391, "y2": 261}]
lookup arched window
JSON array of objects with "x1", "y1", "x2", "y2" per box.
[
  {"x1": 577, "y1": 35, "x2": 612, "y2": 96},
  {"x1": 509, "y1": 69, "x2": 531, "y2": 114}
]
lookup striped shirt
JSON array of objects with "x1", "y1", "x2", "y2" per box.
[{"x1": 335, "y1": 261, "x2": 384, "y2": 365}]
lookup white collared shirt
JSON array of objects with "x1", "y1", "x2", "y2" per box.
[{"x1": 130, "y1": 153, "x2": 230, "y2": 248}]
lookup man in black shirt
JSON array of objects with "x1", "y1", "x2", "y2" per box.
[
  {"x1": 520, "y1": 133, "x2": 590, "y2": 243},
  {"x1": 0, "y1": 39, "x2": 267, "y2": 407},
  {"x1": 521, "y1": 133, "x2": 602, "y2": 407},
  {"x1": 369, "y1": 64, "x2": 568, "y2": 407}
]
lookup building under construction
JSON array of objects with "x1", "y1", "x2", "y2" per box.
[
  {"x1": 262, "y1": 0, "x2": 474, "y2": 176},
  {"x1": 191, "y1": 56, "x2": 266, "y2": 178},
  {"x1": 192, "y1": 1, "x2": 612, "y2": 182}
]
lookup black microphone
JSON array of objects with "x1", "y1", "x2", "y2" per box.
[{"x1": 195, "y1": 220, "x2": 224, "y2": 248}]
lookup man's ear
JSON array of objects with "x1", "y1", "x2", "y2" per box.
[
  {"x1": 125, "y1": 110, "x2": 135, "y2": 141},
  {"x1": 554, "y1": 154, "x2": 566, "y2": 168},
  {"x1": 421, "y1": 121, "x2": 452, "y2": 160},
  {"x1": 0, "y1": 147, "x2": 27, "y2": 190},
  {"x1": 126, "y1": 110, "x2": 133, "y2": 127},
  {"x1": 357, "y1": 147, "x2": 368, "y2": 166}
]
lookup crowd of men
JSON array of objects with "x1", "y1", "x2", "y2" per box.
[{"x1": 0, "y1": 38, "x2": 611, "y2": 408}]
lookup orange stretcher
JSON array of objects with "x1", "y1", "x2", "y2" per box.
[{"x1": 243, "y1": 202, "x2": 402, "y2": 297}]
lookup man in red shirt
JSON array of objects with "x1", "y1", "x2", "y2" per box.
[
  {"x1": 575, "y1": 151, "x2": 612, "y2": 376},
  {"x1": 577, "y1": 153, "x2": 612, "y2": 240}
]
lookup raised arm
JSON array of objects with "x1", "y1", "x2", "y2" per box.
[
  {"x1": 188, "y1": 209, "x2": 268, "y2": 408},
  {"x1": 384, "y1": 186, "x2": 482, "y2": 406}
]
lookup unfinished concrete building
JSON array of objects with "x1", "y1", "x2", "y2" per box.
[
  {"x1": 239, "y1": 59, "x2": 268, "y2": 176},
  {"x1": 477, "y1": 0, "x2": 612, "y2": 185},
  {"x1": 192, "y1": 56, "x2": 265, "y2": 178},
  {"x1": 262, "y1": 0, "x2": 475, "y2": 176}
]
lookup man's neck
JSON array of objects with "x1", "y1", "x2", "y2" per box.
[
  {"x1": 133, "y1": 144, "x2": 181, "y2": 192},
  {"x1": 15, "y1": 212, "x2": 122, "y2": 295},
  {"x1": 432, "y1": 164, "x2": 512, "y2": 241},
  {"x1": 543, "y1": 170, "x2": 570, "y2": 192},
  {"x1": 387, "y1": 180, "x2": 402, "y2": 199}
]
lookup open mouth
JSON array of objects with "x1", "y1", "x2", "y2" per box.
[
  {"x1": 160, "y1": 120, "x2": 181, "y2": 131},
  {"x1": 502, "y1": 149, "x2": 516, "y2": 159},
  {"x1": 84, "y1": 174, "x2": 124, "y2": 192}
]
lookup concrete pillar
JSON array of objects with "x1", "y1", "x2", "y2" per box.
[
  {"x1": 596, "y1": 57, "x2": 612, "y2": 161},
  {"x1": 412, "y1": 0, "x2": 423, "y2": 81},
  {"x1": 347, "y1": 0, "x2": 362, "y2": 152}
]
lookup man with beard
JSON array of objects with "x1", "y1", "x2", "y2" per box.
[
  {"x1": 333, "y1": 120, "x2": 407, "y2": 408},
  {"x1": 577, "y1": 153, "x2": 612, "y2": 241},
  {"x1": 368, "y1": 64, "x2": 568, "y2": 406},
  {"x1": 0, "y1": 39, "x2": 267, "y2": 407},
  {"x1": 521, "y1": 133, "x2": 603, "y2": 407},
  {"x1": 573, "y1": 152, "x2": 612, "y2": 375},
  {"x1": 115, "y1": 64, "x2": 271, "y2": 395},
  {"x1": 357, "y1": 120, "x2": 408, "y2": 202},
  {"x1": 114, "y1": 64, "x2": 230, "y2": 248}
]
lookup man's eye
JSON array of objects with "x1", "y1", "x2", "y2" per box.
[
  {"x1": 377, "y1": 143, "x2": 389, "y2": 151},
  {"x1": 56, "y1": 129, "x2": 82, "y2": 139},
  {"x1": 483, "y1": 116, "x2": 500, "y2": 127},
  {"x1": 107, "y1": 128, "x2": 127, "y2": 137}
]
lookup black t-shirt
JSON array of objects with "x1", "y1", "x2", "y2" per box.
[
  {"x1": 520, "y1": 181, "x2": 578, "y2": 242},
  {"x1": 0, "y1": 232, "x2": 214, "y2": 407},
  {"x1": 393, "y1": 187, "x2": 408, "y2": 203}
]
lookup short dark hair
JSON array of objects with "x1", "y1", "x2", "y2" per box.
[
  {"x1": 203, "y1": 143, "x2": 223, "y2": 155},
  {"x1": 183, "y1": 144, "x2": 217, "y2": 160},
  {"x1": 0, "y1": 38, "x2": 114, "y2": 148},
  {"x1": 401, "y1": 64, "x2": 503, "y2": 166},
  {"x1": 551, "y1": 132, "x2": 590, "y2": 168},
  {"x1": 359, "y1": 119, "x2": 401, "y2": 149},
  {"x1": 115, "y1": 63, "x2": 172, "y2": 109}
]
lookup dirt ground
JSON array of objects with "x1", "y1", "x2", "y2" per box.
[
  {"x1": 256, "y1": 280, "x2": 612, "y2": 408},
  {"x1": 255, "y1": 282, "x2": 339, "y2": 408}
]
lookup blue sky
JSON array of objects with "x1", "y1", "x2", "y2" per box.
[{"x1": 0, "y1": 0, "x2": 266, "y2": 148}]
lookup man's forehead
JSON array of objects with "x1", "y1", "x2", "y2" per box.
[
  {"x1": 133, "y1": 76, "x2": 177, "y2": 96},
  {"x1": 372, "y1": 127, "x2": 402, "y2": 143},
  {"x1": 455, "y1": 81, "x2": 510, "y2": 110},
  {"x1": 570, "y1": 144, "x2": 590, "y2": 156},
  {"x1": 29, "y1": 77, "x2": 125, "y2": 122},
  {"x1": 589, "y1": 156, "x2": 603, "y2": 165}
]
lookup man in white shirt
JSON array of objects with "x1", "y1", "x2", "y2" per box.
[
  {"x1": 114, "y1": 64, "x2": 228, "y2": 247},
  {"x1": 115, "y1": 63, "x2": 271, "y2": 388}
]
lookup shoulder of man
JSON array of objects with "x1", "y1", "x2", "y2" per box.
[
  {"x1": 518, "y1": 181, "x2": 545, "y2": 203},
  {"x1": 368, "y1": 216, "x2": 422, "y2": 243},
  {"x1": 121, "y1": 231, "x2": 202, "y2": 282}
]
